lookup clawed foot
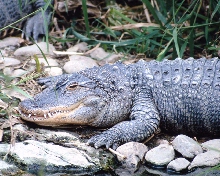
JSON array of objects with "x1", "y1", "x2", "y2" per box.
[
  {"x1": 87, "y1": 132, "x2": 121, "y2": 150},
  {"x1": 22, "y1": 12, "x2": 50, "y2": 41}
]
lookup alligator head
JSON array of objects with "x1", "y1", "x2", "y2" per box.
[{"x1": 19, "y1": 63, "x2": 134, "y2": 127}]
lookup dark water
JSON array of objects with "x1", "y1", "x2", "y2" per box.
[{"x1": 26, "y1": 165, "x2": 220, "y2": 176}]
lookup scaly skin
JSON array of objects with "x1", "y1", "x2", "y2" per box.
[
  {"x1": 19, "y1": 58, "x2": 220, "y2": 149},
  {"x1": 0, "y1": 0, "x2": 54, "y2": 40}
]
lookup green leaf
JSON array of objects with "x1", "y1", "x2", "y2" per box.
[
  {"x1": 211, "y1": 1, "x2": 220, "y2": 21},
  {"x1": 142, "y1": 0, "x2": 163, "y2": 28},
  {"x1": 173, "y1": 27, "x2": 180, "y2": 58},
  {"x1": 180, "y1": 40, "x2": 188, "y2": 58},
  {"x1": 82, "y1": 0, "x2": 90, "y2": 38},
  {"x1": 156, "y1": 38, "x2": 173, "y2": 61},
  {"x1": 11, "y1": 85, "x2": 32, "y2": 99}
]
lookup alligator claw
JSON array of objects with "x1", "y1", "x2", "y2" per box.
[
  {"x1": 87, "y1": 132, "x2": 121, "y2": 149},
  {"x1": 87, "y1": 135, "x2": 108, "y2": 149},
  {"x1": 22, "y1": 12, "x2": 50, "y2": 41}
]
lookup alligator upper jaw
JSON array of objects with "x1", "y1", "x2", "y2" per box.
[{"x1": 18, "y1": 101, "x2": 84, "y2": 126}]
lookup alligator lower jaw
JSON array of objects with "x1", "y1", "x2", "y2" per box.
[
  {"x1": 18, "y1": 102, "x2": 83, "y2": 126},
  {"x1": 19, "y1": 109, "x2": 73, "y2": 126}
]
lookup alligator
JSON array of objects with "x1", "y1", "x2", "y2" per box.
[
  {"x1": 0, "y1": 0, "x2": 54, "y2": 40},
  {"x1": 19, "y1": 57, "x2": 220, "y2": 149}
]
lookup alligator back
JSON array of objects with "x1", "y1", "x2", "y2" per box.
[
  {"x1": 0, "y1": 0, "x2": 32, "y2": 27},
  {"x1": 144, "y1": 57, "x2": 220, "y2": 136}
]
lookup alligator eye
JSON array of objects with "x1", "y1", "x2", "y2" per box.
[{"x1": 67, "y1": 83, "x2": 78, "y2": 91}]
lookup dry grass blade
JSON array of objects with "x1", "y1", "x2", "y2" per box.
[
  {"x1": 109, "y1": 148, "x2": 127, "y2": 160},
  {"x1": 110, "y1": 23, "x2": 160, "y2": 30}
]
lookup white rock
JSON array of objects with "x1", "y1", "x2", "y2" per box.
[
  {"x1": 45, "y1": 67, "x2": 63, "y2": 76},
  {"x1": 156, "y1": 139, "x2": 169, "y2": 145},
  {"x1": 167, "y1": 158, "x2": 190, "y2": 172},
  {"x1": 2, "y1": 89, "x2": 30, "y2": 101},
  {"x1": 0, "y1": 140, "x2": 98, "y2": 170},
  {"x1": 67, "y1": 42, "x2": 88, "y2": 52},
  {"x1": 29, "y1": 57, "x2": 59, "y2": 67},
  {"x1": 98, "y1": 54, "x2": 121, "y2": 65},
  {"x1": 188, "y1": 150, "x2": 220, "y2": 170},
  {"x1": 0, "y1": 57, "x2": 4, "y2": 63},
  {"x1": 145, "y1": 144, "x2": 175, "y2": 166},
  {"x1": 89, "y1": 47, "x2": 121, "y2": 63},
  {"x1": 0, "y1": 160, "x2": 19, "y2": 175},
  {"x1": 12, "y1": 69, "x2": 28, "y2": 77},
  {"x1": 0, "y1": 57, "x2": 21, "y2": 69},
  {"x1": 13, "y1": 124, "x2": 28, "y2": 132},
  {"x1": 64, "y1": 55, "x2": 98, "y2": 73},
  {"x1": 0, "y1": 99, "x2": 8, "y2": 109},
  {"x1": 90, "y1": 47, "x2": 109, "y2": 60},
  {"x1": 116, "y1": 142, "x2": 148, "y2": 171},
  {"x1": 0, "y1": 50, "x2": 6, "y2": 58},
  {"x1": 4, "y1": 68, "x2": 28, "y2": 77},
  {"x1": 172, "y1": 134, "x2": 203, "y2": 158},
  {"x1": 3, "y1": 67, "x2": 13, "y2": 76},
  {"x1": 0, "y1": 37, "x2": 24, "y2": 49},
  {"x1": 201, "y1": 139, "x2": 220, "y2": 152},
  {"x1": 14, "y1": 42, "x2": 56, "y2": 56}
]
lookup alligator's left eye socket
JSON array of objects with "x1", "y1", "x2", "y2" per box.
[{"x1": 67, "y1": 83, "x2": 78, "y2": 91}]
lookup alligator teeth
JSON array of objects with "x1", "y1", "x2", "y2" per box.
[
  {"x1": 48, "y1": 113, "x2": 52, "y2": 118},
  {"x1": 44, "y1": 114, "x2": 47, "y2": 119},
  {"x1": 28, "y1": 114, "x2": 31, "y2": 118}
]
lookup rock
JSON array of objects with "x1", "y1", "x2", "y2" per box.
[
  {"x1": 0, "y1": 140, "x2": 101, "y2": 173},
  {"x1": 156, "y1": 139, "x2": 169, "y2": 145},
  {"x1": 45, "y1": 67, "x2": 63, "y2": 76},
  {"x1": 67, "y1": 42, "x2": 88, "y2": 52},
  {"x1": 172, "y1": 134, "x2": 203, "y2": 158},
  {"x1": 13, "y1": 124, "x2": 28, "y2": 132},
  {"x1": 29, "y1": 57, "x2": 62, "y2": 76},
  {"x1": 146, "y1": 166, "x2": 220, "y2": 176},
  {"x1": 29, "y1": 57, "x2": 59, "y2": 67},
  {"x1": 0, "y1": 57, "x2": 21, "y2": 69},
  {"x1": 0, "y1": 37, "x2": 24, "y2": 49},
  {"x1": 188, "y1": 150, "x2": 220, "y2": 170},
  {"x1": 14, "y1": 42, "x2": 56, "y2": 57},
  {"x1": 35, "y1": 128, "x2": 79, "y2": 143},
  {"x1": 0, "y1": 57, "x2": 4, "y2": 63},
  {"x1": 0, "y1": 50, "x2": 6, "y2": 58},
  {"x1": 90, "y1": 47, "x2": 120, "y2": 64},
  {"x1": 167, "y1": 158, "x2": 190, "y2": 172},
  {"x1": 2, "y1": 88, "x2": 30, "y2": 101},
  {"x1": 0, "y1": 160, "x2": 20, "y2": 175},
  {"x1": 3, "y1": 127, "x2": 115, "y2": 174},
  {"x1": 63, "y1": 55, "x2": 98, "y2": 73},
  {"x1": 0, "y1": 99, "x2": 8, "y2": 109},
  {"x1": 145, "y1": 144, "x2": 175, "y2": 166},
  {"x1": 116, "y1": 142, "x2": 148, "y2": 171},
  {"x1": 201, "y1": 139, "x2": 220, "y2": 151},
  {"x1": 115, "y1": 165, "x2": 146, "y2": 176},
  {"x1": 3, "y1": 68, "x2": 28, "y2": 77},
  {"x1": 3, "y1": 67, "x2": 13, "y2": 76},
  {"x1": 33, "y1": 128, "x2": 102, "y2": 158},
  {"x1": 12, "y1": 69, "x2": 28, "y2": 77},
  {"x1": 90, "y1": 47, "x2": 109, "y2": 61}
]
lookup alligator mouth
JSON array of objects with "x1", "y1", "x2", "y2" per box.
[{"x1": 18, "y1": 101, "x2": 83, "y2": 125}]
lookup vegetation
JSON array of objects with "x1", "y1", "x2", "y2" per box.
[
  {"x1": 0, "y1": 0, "x2": 220, "y2": 173},
  {"x1": 55, "y1": 0, "x2": 220, "y2": 61}
]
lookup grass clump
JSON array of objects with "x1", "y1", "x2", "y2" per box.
[{"x1": 59, "y1": 0, "x2": 220, "y2": 60}]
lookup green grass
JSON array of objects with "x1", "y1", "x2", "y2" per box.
[{"x1": 59, "y1": 0, "x2": 220, "y2": 61}]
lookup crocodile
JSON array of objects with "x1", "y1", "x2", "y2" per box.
[
  {"x1": 19, "y1": 57, "x2": 220, "y2": 149},
  {"x1": 0, "y1": 0, "x2": 54, "y2": 40}
]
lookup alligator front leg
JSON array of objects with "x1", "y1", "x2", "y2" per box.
[
  {"x1": 88, "y1": 89, "x2": 160, "y2": 149},
  {"x1": 23, "y1": 0, "x2": 54, "y2": 41}
]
